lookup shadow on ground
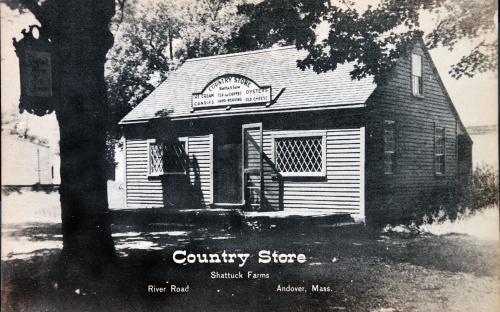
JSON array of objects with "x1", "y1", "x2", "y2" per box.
[{"x1": 2, "y1": 209, "x2": 499, "y2": 312}]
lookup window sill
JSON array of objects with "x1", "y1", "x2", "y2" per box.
[
  {"x1": 412, "y1": 93, "x2": 424, "y2": 99},
  {"x1": 279, "y1": 172, "x2": 326, "y2": 178},
  {"x1": 148, "y1": 172, "x2": 188, "y2": 179}
]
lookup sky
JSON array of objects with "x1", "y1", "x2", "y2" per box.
[{"x1": 1, "y1": 1, "x2": 498, "y2": 165}]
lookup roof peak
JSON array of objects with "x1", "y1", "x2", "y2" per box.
[{"x1": 185, "y1": 45, "x2": 298, "y2": 62}]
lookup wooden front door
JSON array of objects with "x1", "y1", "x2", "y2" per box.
[{"x1": 242, "y1": 123, "x2": 263, "y2": 211}]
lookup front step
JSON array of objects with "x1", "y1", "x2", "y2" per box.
[
  {"x1": 242, "y1": 211, "x2": 355, "y2": 230},
  {"x1": 111, "y1": 207, "x2": 243, "y2": 228},
  {"x1": 111, "y1": 207, "x2": 360, "y2": 232},
  {"x1": 212, "y1": 203, "x2": 245, "y2": 210}
]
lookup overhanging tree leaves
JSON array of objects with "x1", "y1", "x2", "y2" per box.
[
  {"x1": 226, "y1": 0, "x2": 326, "y2": 52},
  {"x1": 425, "y1": 0, "x2": 498, "y2": 78},
  {"x1": 106, "y1": 0, "x2": 247, "y2": 135},
  {"x1": 228, "y1": 0, "x2": 497, "y2": 82}
]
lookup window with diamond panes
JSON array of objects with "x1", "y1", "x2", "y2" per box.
[
  {"x1": 148, "y1": 140, "x2": 188, "y2": 176},
  {"x1": 275, "y1": 136, "x2": 325, "y2": 176}
]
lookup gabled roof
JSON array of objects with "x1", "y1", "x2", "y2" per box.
[
  {"x1": 119, "y1": 46, "x2": 377, "y2": 124},
  {"x1": 417, "y1": 40, "x2": 472, "y2": 143}
]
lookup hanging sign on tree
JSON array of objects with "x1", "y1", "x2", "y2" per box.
[{"x1": 13, "y1": 25, "x2": 55, "y2": 116}]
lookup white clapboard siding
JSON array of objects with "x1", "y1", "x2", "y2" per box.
[
  {"x1": 262, "y1": 127, "x2": 365, "y2": 215},
  {"x1": 125, "y1": 139, "x2": 162, "y2": 208},
  {"x1": 187, "y1": 134, "x2": 213, "y2": 205},
  {"x1": 125, "y1": 135, "x2": 213, "y2": 208}
]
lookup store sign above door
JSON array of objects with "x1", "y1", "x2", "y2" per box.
[{"x1": 192, "y1": 74, "x2": 271, "y2": 109}]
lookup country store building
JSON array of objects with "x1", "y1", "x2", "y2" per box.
[{"x1": 119, "y1": 43, "x2": 472, "y2": 224}]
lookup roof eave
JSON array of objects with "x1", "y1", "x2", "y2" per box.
[{"x1": 119, "y1": 103, "x2": 367, "y2": 125}]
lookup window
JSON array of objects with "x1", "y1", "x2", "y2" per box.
[
  {"x1": 434, "y1": 126, "x2": 445, "y2": 174},
  {"x1": 412, "y1": 54, "x2": 423, "y2": 96},
  {"x1": 148, "y1": 138, "x2": 188, "y2": 176},
  {"x1": 384, "y1": 121, "x2": 396, "y2": 174},
  {"x1": 274, "y1": 132, "x2": 326, "y2": 177}
]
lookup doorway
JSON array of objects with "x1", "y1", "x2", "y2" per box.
[{"x1": 214, "y1": 127, "x2": 242, "y2": 204}]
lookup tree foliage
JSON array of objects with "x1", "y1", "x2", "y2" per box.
[
  {"x1": 105, "y1": 0, "x2": 247, "y2": 133},
  {"x1": 459, "y1": 165, "x2": 499, "y2": 212},
  {"x1": 425, "y1": 0, "x2": 498, "y2": 78},
  {"x1": 228, "y1": 0, "x2": 497, "y2": 82},
  {"x1": 226, "y1": 0, "x2": 325, "y2": 51}
]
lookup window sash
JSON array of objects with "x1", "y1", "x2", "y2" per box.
[
  {"x1": 412, "y1": 75, "x2": 423, "y2": 96},
  {"x1": 273, "y1": 132, "x2": 327, "y2": 177},
  {"x1": 412, "y1": 54, "x2": 422, "y2": 76},
  {"x1": 384, "y1": 130, "x2": 395, "y2": 152},
  {"x1": 148, "y1": 142, "x2": 164, "y2": 176},
  {"x1": 384, "y1": 121, "x2": 396, "y2": 174},
  {"x1": 435, "y1": 154, "x2": 445, "y2": 174},
  {"x1": 412, "y1": 54, "x2": 423, "y2": 96},
  {"x1": 434, "y1": 127, "x2": 445, "y2": 174},
  {"x1": 384, "y1": 152, "x2": 395, "y2": 174}
]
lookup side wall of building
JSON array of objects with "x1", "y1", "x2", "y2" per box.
[{"x1": 365, "y1": 41, "x2": 462, "y2": 223}]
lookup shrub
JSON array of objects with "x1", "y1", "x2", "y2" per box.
[
  {"x1": 459, "y1": 164, "x2": 499, "y2": 213},
  {"x1": 413, "y1": 164, "x2": 498, "y2": 226}
]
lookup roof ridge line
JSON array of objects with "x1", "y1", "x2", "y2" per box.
[{"x1": 185, "y1": 45, "x2": 297, "y2": 62}]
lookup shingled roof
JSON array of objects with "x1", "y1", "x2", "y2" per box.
[{"x1": 119, "y1": 46, "x2": 377, "y2": 124}]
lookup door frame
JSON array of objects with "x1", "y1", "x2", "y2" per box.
[
  {"x1": 241, "y1": 123, "x2": 263, "y2": 207},
  {"x1": 213, "y1": 129, "x2": 244, "y2": 206}
]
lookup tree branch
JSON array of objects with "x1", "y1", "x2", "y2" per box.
[{"x1": 17, "y1": 0, "x2": 48, "y2": 25}]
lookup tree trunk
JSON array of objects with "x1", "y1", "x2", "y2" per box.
[{"x1": 49, "y1": 0, "x2": 116, "y2": 273}]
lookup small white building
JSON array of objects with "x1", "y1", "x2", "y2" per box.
[
  {"x1": 466, "y1": 125, "x2": 498, "y2": 169},
  {"x1": 1, "y1": 132, "x2": 59, "y2": 186}
]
